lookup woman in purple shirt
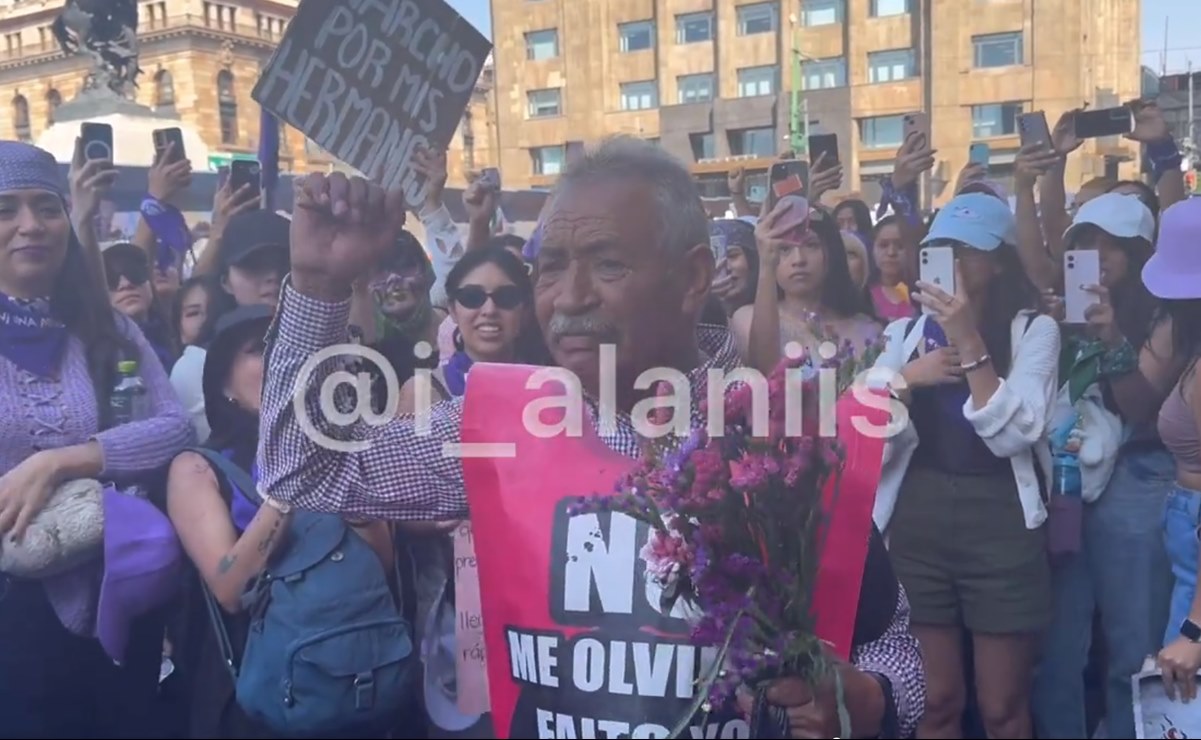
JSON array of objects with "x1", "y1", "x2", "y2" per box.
[{"x1": 0, "y1": 142, "x2": 192, "y2": 736}]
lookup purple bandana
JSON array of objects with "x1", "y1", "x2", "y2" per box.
[
  {"x1": 0, "y1": 293, "x2": 68, "y2": 377},
  {"x1": 140, "y1": 196, "x2": 193, "y2": 271},
  {"x1": 442, "y1": 350, "x2": 474, "y2": 397}
]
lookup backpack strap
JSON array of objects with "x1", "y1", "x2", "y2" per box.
[{"x1": 186, "y1": 446, "x2": 262, "y2": 680}]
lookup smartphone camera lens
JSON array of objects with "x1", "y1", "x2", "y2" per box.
[{"x1": 84, "y1": 140, "x2": 111, "y2": 161}]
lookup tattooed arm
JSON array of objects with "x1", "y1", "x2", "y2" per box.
[{"x1": 166, "y1": 451, "x2": 291, "y2": 613}]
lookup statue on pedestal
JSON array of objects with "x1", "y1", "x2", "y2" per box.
[{"x1": 52, "y1": 0, "x2": 141, "y2": 98}]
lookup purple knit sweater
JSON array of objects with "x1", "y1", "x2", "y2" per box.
[{"x1": 0, "y1": 312, "x2": 192, "y2": 484}]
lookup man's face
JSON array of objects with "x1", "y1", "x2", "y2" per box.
[{"x1": 534, "y1": 179, "x2": 702, "y2": 396}]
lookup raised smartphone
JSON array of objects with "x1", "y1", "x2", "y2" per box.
[
  {"x1": 1074, "y1": 106, "x2": 1133, "y2": 139},
  {"x1": 80, "y1": 122, "x2": 113, "y2": 161},
  {"x1": 919, "y1": 246, "x2": 956, "y2": 314},
  {"x1": 770, "y1": 160, "x2": 810, "y2": 198},
  {"x1": 1063, "y1": 249, "x2": 1102, "y2": 324},
  {"x1": 1018, "y1": 111, "x2": 1052, "y2": 149},
  {"x1": 152, "y1": 127, "x2": 185, "y2": 162}
]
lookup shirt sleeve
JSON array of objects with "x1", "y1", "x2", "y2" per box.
[
  {"x1": 94, "y1": 314, "x2": 194, "y2": 477},
  {"x1": 256, "y1": 278, "x2": 468, "y2": 521},
  {"x1": 849, "y1": 585, "x2": 926, "y2": 739},
  {"x1": 420, "y1": 203, "x2": 465, "y2": 309}
]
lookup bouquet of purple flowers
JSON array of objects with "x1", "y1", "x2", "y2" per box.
[{"x1": 569, "y1": 355, "x2": 851, "y2": 735}]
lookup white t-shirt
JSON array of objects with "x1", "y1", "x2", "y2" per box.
[{"x1": 170, "y1": 344, "x2": 209, "y2": 443}]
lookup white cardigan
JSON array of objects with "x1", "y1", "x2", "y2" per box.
[{"x1": 868, "y1": 311, "x2": 1061, "y2": 531}]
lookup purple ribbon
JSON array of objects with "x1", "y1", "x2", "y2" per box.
[
  {"x1": 0, "y1": 293, "x2": 68, "y2": 377},
  {"x1": 140, "y1": 196, "x2": 193, "y2": 272}
]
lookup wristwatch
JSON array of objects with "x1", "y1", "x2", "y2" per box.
[{"x1": 1180, "y1": 618, "x2": 1201, "y2": 642}]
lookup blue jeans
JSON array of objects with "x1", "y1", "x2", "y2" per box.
[
  {"x1": 1032, "y1": 448, "x2": 1176, "y2": 738},
  {"x1": 1163, "y1": 486, "x2": 1201, "y2": 649}
]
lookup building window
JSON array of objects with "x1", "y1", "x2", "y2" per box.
[
  {"x1": 973, "y1": 32, "x2": 1023, "y2": 68},
  {"x1": 5, "y1": 32, "x2": 22, "y2": 56},
  {"x1": 971, "y1": 102, "x2": 1024, "y2": 138},
  {"x1": 525, "y1": 29, "x2": 559, "y2": 60},
  {"x1": 729, "y1": 127, "x2": 777, "y2": 157},
  {"x1": 859, "y1": 114, "x2": 906, "y2": 148},
  {"x1": 620, "y1": 81, "x2": 658, "y2": 111},
  {"x1": 12, "y1": 95, "x2": 30, "y2": 142},
  {"x1": 868, "y1": 49, "x2": 916, "y2": 83},
  {"x1": 46, "y1": 89, "x2": 61, "y2": 125},
  {"x1": 690, "y1": 132, "x2": 716, "y2": 160},
  {"x1": 738, "y1": 3, "x2": 777, "y2": 35},
  {"x1": 676, "y1": 12, "x2": 713, "y2": 44},
  {"x1": 619, "y1": 20, "x2": 654, "y2": 53},
  {"x1": 155, "y1": 69, "x2": 175, "y2": 109},
  {"x1": 531, "y1": 145, "x2": 565, "y2": 176},
  {"x1": 803, "y1": 57, "x2": 846, "y2": 90},
  {"x1": 870, "y1": 0, "x2": 909, "y2": 16},
  {"x1": 801, "y1": 0, "x2": 843, "y2": 27},
  {"x1": 217, "y1": 69, "x2": 238, "y2": 145},
  {"x1": 677, "y1": 73, "x2": 714, "y2": 104},
  {"x1": 527, "y1": 88, "x2": 562, "y2": 118},
  {"x1": 737, "y1": 66, "x2": 777, "y2": 97}
]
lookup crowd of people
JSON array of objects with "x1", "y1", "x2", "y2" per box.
[{"x1": 0, "y1": 96, "x2": 1199, "y2": 740}]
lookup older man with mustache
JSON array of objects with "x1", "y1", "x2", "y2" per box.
[{"x1": 256, "y1": 137, "x2": 925, "y2": 739}]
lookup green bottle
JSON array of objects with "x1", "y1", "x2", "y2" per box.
[{"x1": 110, "y1": 360, "x2": 147, "y2": 425}]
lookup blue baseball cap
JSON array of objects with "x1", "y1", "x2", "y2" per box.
[{"x1": 921, "y1": 192, "x2": 1017, "y2": 252}]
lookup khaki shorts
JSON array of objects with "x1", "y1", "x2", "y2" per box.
[{"x1": 889, "y1": 465, "x2": 1052, "y2": 634}]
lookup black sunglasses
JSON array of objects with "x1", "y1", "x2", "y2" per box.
[
  {"x1": 106, "y1": 262, "x2": 149, "y2": 291},
  {"x1": 453, "y1": 284, "x2": 524, "y2": 310}
]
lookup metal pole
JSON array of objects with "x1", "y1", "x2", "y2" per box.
[
  {"x1": 1189, "y1": 60, "x2": 1195, "y2": 152},
  {"x1": 789, "y1": 15, "x2": 802, "y2": 153}
]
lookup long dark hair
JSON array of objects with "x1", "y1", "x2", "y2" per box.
[
  {"x1": 173, "y1": 274, "x2": 233, "y2": 349},
  {"x1": 801, "y1": 208, "x2": 877, "y2": 321},
  {"x1": 1069, "y1": 227, "x2": 1157, "y2": 349},
  {"x1": 204, "y1": 321, "x2": 267, "y2": 472},
  {"x1": 977, "y1": 243, "x2": 1043, "y2": 377},
  {"x1": 52, "y1": 231, "x2": 138, "y2": 426},
  {"x1": 446, "y1": 245, "x2": 549, "y2": 365},
  {"x1": 834, "y1": 199, "x2": 874, "y2": 240}
]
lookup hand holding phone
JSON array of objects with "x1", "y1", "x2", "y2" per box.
[
  {"x1": 1063, "y1": 250, "x2": 1102, "y2": 324},
  {"x1": 228, "y1": 160, "x2": 261, "y2": 206},
  {"x1": 770, "y1": 160, "x2": 810, "y2": 199},
  {"x1": 1074, "y1": 106, "x2": 1133, "y2": 139},
  {"x1": 969, "y1": 143, "x2": 990, "y2": 168},
  {"x1": 1018, "y1": 112, "x2": 1053, "y2": 150},
  {"x1": 152, "y1": 127, "x2": 186, "y2": 162}
]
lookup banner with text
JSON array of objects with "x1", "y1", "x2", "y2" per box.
[
  {"x1": 252, "y1": 0, "x2": 491, "y2": 210},
  {"x1": 460, "y1": 364, "x2": 885, "y2": 738}
]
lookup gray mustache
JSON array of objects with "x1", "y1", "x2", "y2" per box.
[{"x1": 547, "y1": 313, "x2": 618, "y2": 341}]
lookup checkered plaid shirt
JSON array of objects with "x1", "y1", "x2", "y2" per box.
[{"x1": 258, "y1": 279, "x2": 925, "y2": 737}]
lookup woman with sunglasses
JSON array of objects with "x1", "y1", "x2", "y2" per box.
[
  {"x1": 397, "y1": 246, "x2": 542, "y2": 739},
  {"x1": 102, "y1": 240, "x2": 177, "y2": 372}
]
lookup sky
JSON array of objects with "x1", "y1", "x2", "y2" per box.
[{"x1": 449, "y1": 0, "x2": 1195, "y2": 76}]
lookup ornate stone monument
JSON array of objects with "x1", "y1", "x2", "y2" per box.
[{"x1": 37, "y1": 0, "x2": 209, "y2": 166}]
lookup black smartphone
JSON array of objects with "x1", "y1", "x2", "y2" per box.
[
  {"x1": 229, "y1": 160, "x2": 261, "y2": 203},
  {"x1": 80, "y1": 122, "x2": 114, "y2": 161},
  {"x1": 770, "y1": 160, "x2": 810, "y2": 199},
  {"x1": 1018, "y1": 111, "x2": 1052, "y2": 149},
  {"x1": 808, "y1": 133, "x2": 840, "y2": 167},
  {"x1": 152, "y1": 127, "x2": 185, "y2": 162},
  {"x1": 1074, "y1": 107, "x2": 1133, "y2": 139}
]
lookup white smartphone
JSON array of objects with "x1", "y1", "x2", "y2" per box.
[
  {"x1": 919, "y1": 246, "x2": 955, "y2": 315},
  {"x1": 1063, "y1": 250, "x2": 1101, "y2": 324}
]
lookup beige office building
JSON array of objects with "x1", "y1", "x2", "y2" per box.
[{"x1": 489, "y1": 0, "x2": 1142, "y2": 205}]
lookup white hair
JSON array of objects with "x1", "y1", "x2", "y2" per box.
[{"x1": 550, "y1": 136, "x2": 709, "y2": 256}]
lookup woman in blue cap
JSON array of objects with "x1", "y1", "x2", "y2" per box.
[{"x1": 871, "y1": 192, "x2": 1058, "y2": 739}]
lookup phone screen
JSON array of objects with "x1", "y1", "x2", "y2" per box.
[
  {"x1": 153, "y1": 128, "x2": 185, "y2": 161},
  {"x1": 229, "y1": 161, "x2": 262, "y2": 204},
  {"x1": 969, "y1": 143, "x2": 991, "y2": 168}
]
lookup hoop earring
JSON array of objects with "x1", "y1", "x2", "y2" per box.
[{"x1": 452, "y1": 327, "x2": 465, "y2": 352}]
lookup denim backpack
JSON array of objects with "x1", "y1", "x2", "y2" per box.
[{"x1": 192, "y1": 448, "x2": 417, "y2": 737}]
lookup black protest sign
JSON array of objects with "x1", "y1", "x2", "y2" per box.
[{"x1": 252, "y1": 0, "x2": 491, "y2": 209}]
